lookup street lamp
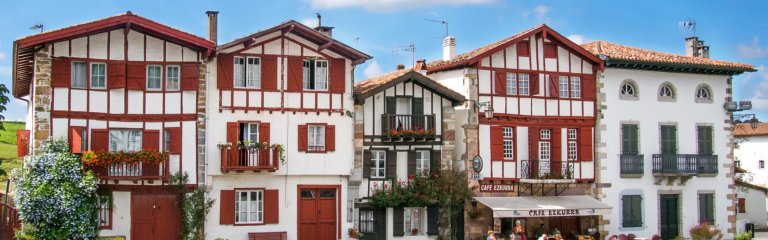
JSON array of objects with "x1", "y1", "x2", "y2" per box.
[
  {"x1": 726, "y1": 100, "x2": 759, "y2": 130},
  {"x1": 476, "y1": 101, "x2": 494, "y2": 119}
]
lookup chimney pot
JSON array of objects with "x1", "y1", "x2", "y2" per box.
[
  {"x1": 443, "y1": 36, "x2": 456, "y2": 61},
  {"x1": 396, "y1": 64, "x2": 406, "y2": 70},
  {"x1": 415, "y1": 59, "x2": 427, "y2": 73},
  {"x1": 206, "y1": 11, "x2": 219, "y2": 44}
]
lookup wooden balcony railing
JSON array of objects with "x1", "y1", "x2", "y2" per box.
[
  {"x1": 381, "y1": 114, "x2": 436, "y2": 139},
  {"x1": 221, "y1": 145, "x2": 280, "y2": 172},
  {"x1": 620, "y1": 154, "x2": 644, "y2": 175},
  {"x1": 520, "y1": 160, "x2": 575, "y2": 180},
  {"x1": 88, "y1": 160, "x2": 170, "y2": 180},
  {"x1": 651, "y1": 154, "x2": 718, "y2": 175}
]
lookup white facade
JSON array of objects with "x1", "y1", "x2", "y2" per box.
[
  {"x1": 735, "y1": 183, "x2": 768, "y2": 230},
  {"x1": 735, "y1": 134, "x2": 768, "y2": 187}
]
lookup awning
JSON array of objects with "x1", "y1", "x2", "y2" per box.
[{"x1": 474, "y1": 195, "x2": 612, "y2": 218}]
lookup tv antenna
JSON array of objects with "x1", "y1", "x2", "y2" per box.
[
  {"x1": 353, "y1": 37, "x2": 360, "y2": 48},
  {"x1": 392, "y1": 43, "x2": 416, "y2": 66},
  {"x1": 30, "y1": 24, "x2": 44, "y2": 33},
  {"x1": 681, "y1": 18, "x2": 697, "y2": 37},
  {"x1": 424, "y1": 19, "x2": 449, "y2": 37}
]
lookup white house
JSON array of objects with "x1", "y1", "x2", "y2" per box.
[
  {"x1": 582, "y1": 39, "x2": 756, "y2": 239},
  {"x1": 11, "y1": 12, "x2": 215, "y2": 239},
  {"x1": 734, "y1": 123, "x2": 768, "y2": 187},
  {"x1": 202, "y1": 14, "x2": 371, "y2": 240},
  {"x1": 735, "y1": 181, "x2": 768, "y2": 231}
]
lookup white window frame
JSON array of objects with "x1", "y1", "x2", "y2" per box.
[
  {"x1": 245, "y1": 57, "x2": 261, "y2": 88},
  {"x1": 621, "y1": 83, "x2": 635, "y2": 96},
  {"x1": 242, "y1": 123, "x2": 259, "y2": 144},
  {"x1": 164, "y1": 129, "x2": 171, "y2": 152},
  {"x1": 503, "y1": 127, "x2": 514, "y2": 160},
  {"x1": 371, "y1": 150, "x2": 386, "y2": 179},
  {"x1": 90, "y1": 62, "x2": 107, "y2": 89},
  {"x1": 165, "y1": 65, "x2": 180, "y2": 91},
  {"x1": 558, "y1": 76, "x2": 569, "y2": 97},
  {"x1": 308, "y1": 125, "x2": 326, "y2": 151},
  {"x1": 518, "y1": 73, "x2": 530, "y2": 95},
  {"x1": 404, "y1": 207, "x2": 425, "y2": 236},
  {"x1": 234, "y1": 57, "x2": 246, "y2": 88},
  {"x1": 71, "y1": 61, "x2": 87, "y2": 89},
  {"x1": 416, "y1": 150, "x2": 430, "y2": 175},
  {"x1": 98, "y1": 193, "x2": 111, "y2": 228},
  {"x1": 108, "y1": 130, "x2": 142, "y2": 152},
  {"x1": 659, "y1": 85, "x2": 674, "y2": 98},
  {"x1": 570, "y1": 76, "x2": 581, "y2": 98},
  {"x1": 540, "y1": 129, "x2": 551, "y2": 140},
  {"x1": 303, "y1": 59, "x2": 329, "y2": 91},
  {"x1": 539, "y1": 142, "x2": 551, "y2": 161},
  {"x1": 235, "y1": 190, "x2": 264, "y2": 224},
  {"x1": 146, "y1": 65, "x2": 163, "y2": 91},
  {"x1": 506, "y1": 73, "x2": 517, "y2": 95},
  {"x1": 760, "y1": 160, "x2": 765, "y2": 169}
]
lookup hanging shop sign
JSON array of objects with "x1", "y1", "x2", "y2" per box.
[{"x1": 472, "y1": 155, "x2": 483, "y2": 173}]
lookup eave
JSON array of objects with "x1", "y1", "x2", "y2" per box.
[{"x1": 604, "y1": 58, "x2": 756, "y2": 76}]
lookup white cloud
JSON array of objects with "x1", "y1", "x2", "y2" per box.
[
  {"x1": 363, "y1": 61, "x2": 384, "y2": 79},
  {"x1": 738, "y1": 65, "x2": 768, "y2": 120},
  {"x1": 306, "y1": 0, "x2": 494, "y2": 12},
  {"x1": 737, "y1": 36, "x2": 768, "y2": 59},
  {"x1": 534, "y1": 5, "x2": 549, "y2": 19},
  {"x1": 567, "y1": 34, "x2": 588, "y2": 44},
  {"x1": 301, "y1": 17, "x2": 319, "y2": 28},
  {"x1": 0, "y1": 52, "x2": 5, "y2": 61}
]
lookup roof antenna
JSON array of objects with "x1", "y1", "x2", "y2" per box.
[
  {"x1": 30, "y1": 24, "x2": 44, "y2": 33},
  {"x1": 424, "y1": 19, "x2": 449, "y2": 37},
  {"x1": 681, "y1": 17, "x2": 696, "y2": 37},
  {"x1": 392, "y1": 43, "x2": 416, "y2": 67}
]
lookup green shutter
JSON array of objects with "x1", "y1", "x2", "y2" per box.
[
  {"x1": 622, "y1": 195, "x2": 642, "y2": 228},
  {"x1": 699, "y1": 193, "x2": 714, "y2": 223},
  {"x1": 661, "y1": 126, "x2": 677, "y2": 154},
  {"x1": 698, "y1": 126, "x2": 713, "y2": 155},
  {"x1": 622, "y1": 124, "x2": 639, "y2": 155},
  {"x1": 386, "y1": 97, "x2": 397, "y2": 114}
]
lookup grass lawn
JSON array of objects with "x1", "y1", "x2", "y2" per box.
[{"x1": 0, "y1": 121, "x2": 25, "y2": 194}]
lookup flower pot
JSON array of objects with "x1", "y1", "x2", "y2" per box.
[
  {"x1": 411, "y1": 228, "x2": 419, "y2": 235},
  {"x1": 349, "y1": 233, "x2": 360, "y2": 239}
]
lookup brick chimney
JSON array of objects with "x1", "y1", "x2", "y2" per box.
[
  {"x1": 443, "y1": 36, "x2": 456, "y2": 61},
  {"x1": 314, "y1": 13, "x2": 334, "y2": 38},
  {"x1": 396, "y1": 64, "x2": 406, "y2": 70},
  {"x1": 685, "y1": 36, "x2": 710, "y2": 58},
  {"x1": 415, "y1": 59, "x2": 427, "y2": 73},
  {"x1": 206, "y1": 11, "x2": 219, "y2": 44}
]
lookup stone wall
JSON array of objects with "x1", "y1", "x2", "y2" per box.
[
  {"x1": 197, "y1": 62, "x2": 208, "y2": 185},
  {"x1": 32, "y1": 46, "x2": 52, "y2": 152}
]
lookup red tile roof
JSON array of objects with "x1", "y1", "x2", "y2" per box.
[
  {"x1": 733, "y1": 122, "x2": 768, "y2": 137},
  {"x1": 581, "y1": 40, "x2": 755, "y2": 71},
  {"x1": 354, "y1": 68, "x2": 413, "y2": 96},
  {"x1": 354, "y1": 68, "x2": 465, "y2": 104}
]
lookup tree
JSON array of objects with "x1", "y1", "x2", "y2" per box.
[
  {"x1": 0, "y1": 84, "x2": 9, "y2": 130},
  {"x1": 170, "y1": 173, "x2": 215, "y2": 240},
  {"x1": 13, "y1": 138, "x2": 99, "y2": 240}
]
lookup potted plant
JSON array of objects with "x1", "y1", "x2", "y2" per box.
[
  {"x1": 411, "y1": 227, "x2": 419, "y2": 235},
  {"x1": 348, "y1": 226, "x2": 363, "y2": 239}
]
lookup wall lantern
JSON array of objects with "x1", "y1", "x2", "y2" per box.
[{"x1": 476, "y1": 101, "x2": 494, "y2": 119}]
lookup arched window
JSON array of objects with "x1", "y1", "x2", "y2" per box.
[
  {"x1": 619, "y1": 80, "x2": 638, "y2": 100},
  {"x1": 695, "y1": 84, "x2": 712, "y2": 103},
  {"x1": 658, "y1": 83, "x2": 676, "y2": 101}
]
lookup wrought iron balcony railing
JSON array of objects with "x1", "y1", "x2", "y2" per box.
[
  {"x1": 620, "y1": 154, "x2": 644, "y2": 175},
  {"x1": 221, "y1": 145, "x2": 280, "y2": 172},
  {"x1": 520, "y1": 160, "x2": 575, "y2": 180},
  {"x1": 651, "y1": 154, "x2": 718, "y2": 175},
  {"x1": 381, "y1": 114, "x2": 436, "y2": 139}
]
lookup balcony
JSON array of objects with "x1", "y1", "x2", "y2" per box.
[
  {"x1": 651, "y1": 154, "x2": 718, "y2": 175},
  {"x1": 620, "y1": 154, "x2": 644, "y2": 177},
  {"x1": 520, "y1": 160, "x2": 575, "y2": 182},
  {"x1": 89, "y1": 161, "x2": 169, "y2": 180},
  {"x1": 221, "y1": 145, "x2": 280, "y2": 173},
  {"x1": 381, "y1": 114, "x2": 436, "y2": 141}
]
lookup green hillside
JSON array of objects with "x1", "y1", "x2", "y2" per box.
[{"x1": 0, "y1": 121, "x2": 25, "y2": 193}]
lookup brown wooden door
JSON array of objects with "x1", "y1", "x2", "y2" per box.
[
  {"x1": 132, "y1": 190, "x2": 181, "y2": 240},
  {"x1": 298, "y1": 187, "x2": 337, "y2": 240}
]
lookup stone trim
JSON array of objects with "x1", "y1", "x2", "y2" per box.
[{"x1": 32, "y1": 46, "x2": 52, "y2": 152}]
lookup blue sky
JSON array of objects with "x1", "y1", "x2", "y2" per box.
[{"x1": 1, "y1": 0, "x2": 766, "y2": 122}]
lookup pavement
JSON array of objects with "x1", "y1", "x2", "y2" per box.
[{"x1": 756, "y1": 231, "x2": 768, "y2": 239}]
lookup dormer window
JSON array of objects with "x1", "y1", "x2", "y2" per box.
[{"x1": 303, "y1": 59, "x2": 328, "y2": 90}]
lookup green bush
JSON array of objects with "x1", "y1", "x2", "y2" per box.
[{"x1": 734, "y1": 231, "x2": 752, "y2": 240}]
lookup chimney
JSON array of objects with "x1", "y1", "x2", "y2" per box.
[
  {"x1": 314, "y1": 13, "x2": 334, "y2": 38},
  {"x1": 685, "y1": 36, "x2": 710, "y2": 58},
  {"x1": 443, "y1": 36, "x2": 456, "y2": 61},
  {"x1": 396, "y1": 64, "x2": 406, "y2": 70},
  {"x1": 206, "y1": 11, "x2": 219, "y2": 44},
  {"x1": 415, "y1": 59, "x2": 427, "y2": 73}
]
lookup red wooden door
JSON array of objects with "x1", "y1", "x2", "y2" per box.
[
  {"x1": 298, "y1": 187, "x2": 337, "y2": 240},
  {"x1": 132, "y1": 190, "x2": 181, "y2": 240},
  {"x1": 132, "y1": 192, "x2": 155, "y2": 240}
]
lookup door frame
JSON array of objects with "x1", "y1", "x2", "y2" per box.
[
  {"x1": 130, "y1": 187, "x2": 181, "y2": 240},
  {"x1": 659, "y1": 194, "x2": 680, "y2": 240},
  {"x1": 297, "y1": 184, "x2": 341, "y2": 240}
]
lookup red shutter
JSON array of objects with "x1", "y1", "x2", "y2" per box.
[
  {"x1": 261, "y1": 56, "x2": 278, "y2": 90},
  {"x1": 16, "y1": 130, "x2": 30, "y2": 157},
  {"x1": 287, "y1": 57, "x2": 304, "y2": 91},
  {"x1": 490, "y1": 126, "x2": 504, "y2": 160},
  {"x1": 126, "y1": 63, "x2": 146, "y2": 90},
  {"x1": 69, "y1": 127, "x2": 84, "y2": 153},
  {"x1": 543, "y1": 43, "x2": 557, "y2": 58},
  {"x1": 528, "y1": 127, "x2": 539, "y2": 160},
  {"x1": 579, "y1": 127, "x2": 593, "y2": 161},
  {"x1": 494, "y1": 71, "x2": 506, "y2": 95},
  {"x1": 583, "y1": 74, "x2": 595, "y2": 100},
  {"x1": 219, "y1": 190, "x2": 235, "y2": 224},
  {"x1": 51, "y1": 58, "x2": 71, "y2": 87},
  {"x1": 168, "y1": 128, "x2": 182, "y2": 154},
  {"x1": 142, "y1": 130, "x2": 159, "y2": 151},
  {"x1": 217, "y1": 53, "x2": 234, "y2": 89},
  {"x1": 181, "y1": 63, "x2": 199, "y2": 91},
  {"x1": 551, "y1": 128, "x2": 561, "y2": 162},
  {"x1": 549, "y1": 74, "x2": 559, "y2": 97},
  {"x1": 530, "y1": 73, "x2": 540, "y2": 95},
  {"x1": 91, "y1": 129, "x2": 108, "y2": 151},
  {"x1": 329, "y1": 58, "x2": 346, "y2": 93},
  {"x1": 259, "y1": 122, "x2": 271, "y2": 164},
  {"x1": 325, "y1": 125, "x2": 335, "y2": 152},
  {"x1": 738, "y1": 198, "x2": 746, "y2": 213},
  {"x1": 107, "y1": 62, "x2": 126, "y2": 89},
  {"x1": 517, "y1": 42, "x2": 530, "y2": 56},
  {"x1": 227, "y1": 122, "x2": 239, "y2": 162},
  {"x1": 298, "y1": 125, "x2": 308, "y2": 152},
  {"x1": 264, "y1": 189, "x2": 279, "y2": 224}
]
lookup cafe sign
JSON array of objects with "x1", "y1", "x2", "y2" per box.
[
  {"x1": 479, "y1": 184, "x2": 515, "y2": 192},
  {"x1": 496, "y1": 208, "x2": 609, "y2": 218}
]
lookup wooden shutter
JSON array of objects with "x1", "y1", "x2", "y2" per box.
[
  {"x1": 427, "y1": 206, "x2": 439, "y2": 236},
  {"x1": 261, "y1": 56, "x2": 278, "y2": 90},
  {"x1": 329, "y1": 58, "x2": 346, "y2": 93},
  {"x1": 582, "y1": 74, "x2": 595, "y2": 100},
  {"x1": 286, "y1": 57, "x2": 303, "y2": 91},
  {"x1": 15, "y1": 130, "x2": 30, "y2": 157},
  {"x1": 490, "y1": 126, "x2": 504, "y2": 160},
  {"x1": 517, "y1": 41, "x2": 530, "y2": 56},
  {"x1": 51, "y1": 58, "x2": 71, "y2": 87},
  {"x1": 393, "y1": 207, "x2": 405, "y2": 237},
  {"x1": 552, "y1": 128, "x2": 561, "y2": 162},
  {"x1": 495, "y1": 71, "x2": 506, "y2": 94},
  {"x1": 91, "y1": 129, "x2": 108, "y2": 151},
  {"x1": 622, "y1": 195, "x2": 642, "y2": 227},
  {"x1": 227, "y1": 122, "x2": 239, "y2": 162},
  {"x1": 661, "y1": 126, "x2": 677, "y2": 154},
  {"x1": 168, "y1": 128, "x2": 182, "y2": 154},
  {"x1": 69, "y1": 127, "x2": 84, "y2": 153},
  {"x1": 412, "y1": 98, "x2": 424, "y2": 115},
  {"x1": 107, "y1": 62, "x2": 126, "y2": 89},
  {"x1": 386, "y1": 150, "x2": 397, "y2": 179},
  {"x1": 219, "y1": 190, "x2": 235, "y2": 224},
  {"x1": 699, "y1": 194, "x2": 714, "y2": 223},
  {"x1": 142, "y1": 130, "x2": 159, "y2": 151},
  {"x1": 363, "y1": 150, "x2": 372, "y2": 178},
  {"x1": 298, "y1": 125, "x2": 308, "y2": 152},
  {"x1": 385, "y1": 97, "x2": 397, "y2": 114},
  {"x1": 431, "y1": 150, "x2": 441, "y2": 175},
  {"x1": 549, "y1": 74, "x2": 559, "y2": 97},
  {"x1": 217, "y1": 53, "x2": 234, "y2": 89},
  {"x1": 529, "y1": 127, "x2": 539, "y2": 160},
  {"x1": 180, "y1": 63, "x2": 199, "y2": 90},
  {"x1": 530, "y1": 73, "x2": 540, "y2": 95},
  {"x1": 264, "y1": 189, "x2": 279, "y2": 224},
  {"x1": 698, "y1": 126, "x2": 713, "y2": 155},
  {"x1": 543, "y1": 43, "x2": 557, "y2": 58},
  {"x1": 407, "y1": 151, "x2": 416, "y2": 177},
  {"x1": 622, "y1": 124, "x2": 638, "y2": 155},
  {"x1": 738, "y1": 198, "x2": 746, "y2": 213},
  {"x1": 621, "y1": 195, "x2": 630, "y2": 227},
  {"x1": 579, "y1": 128, "x2": 592, "y2": 161},
  {"x1": 126, "y1": 63, "x2": 146, "y2": 90},
  {"x1": 325, "y1": 125, "x2": 335, "y2": 152}
]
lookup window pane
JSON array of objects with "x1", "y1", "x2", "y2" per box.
[
  {"x1": 246, "y1": 57, "x2": 261, "y2": 88},
  {"x1": 109, "y1": 130, "x2": 142, "y2": 152},
  {"x1": 91, "y1": 63, "x2": 106, "y2": 88},
  {"x1": 506, "y1": 73, "x2": 517, "y2": 94},
  {"x1": 315, "y1": 60, "x2": 328, "y2": 90},
  {"x1": 559, "y1": 76, "x2": 569, "y2": 97},
  {"x1": 72, "y1": 62, "x2": 87, "y2": 88},
  {"x1": 303, "y1": 60, "x2": 312, "y2": 89},
  {"x1": 570, "y1": 76, "x2": 581, "y2": 98},
  {"x1": 166, "y1": 66, "x2": 180, "y2": 90},
  {"x1": 147, "y1": 66, "x2": 162, "y2": 89},
  {"x1": 519, "y1": 74, "x2": 530, "y2": 95},
  {"x1": 234, "y1": 57, "x2": 246, "y2": 87}
]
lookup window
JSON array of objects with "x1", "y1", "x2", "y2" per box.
[
  {"x1": 567, "y1": 129, "x2": 578, "y2": 161},
  {"x1": 621, "y1": 124, "x2": 639, "y2": 155},
  {"x1": 698, "y1": 193, "x2": 714, "y2": 224},
  {"x1": 164, "y1": 129, "x2": 171, "y2": 152},
  {"x1": 307, "y1": 125, "x2": 325, "y2": 151},
  {"x1": 738, "y1": 198, "x2": 746, "y2": 213},
  {"x1": 359, "y1": 209, "x2": 375, "y2": 233},
  {"x1": 235, "y1": 57, "x2": 261, "y2": 88},
  {"x1": 760, "y1": 160, "x2": 765, "y2": 169},
  {"x1": 90, "y1": 63, "x2": 106, "y2": 88},
  {"x1": 697, "y1": 126, "x2": 713, "y2": 155},
  {"x1": 518, "y1": 73, "x2": 530, "y2": 95},
  {"x1": 506, "y1": 73, "x2": 517, "y2": 95},
  {"x1": 622, "y1": 195, "x2": 642, "y2": 228},
  {"x1": 503, "y1": 127, "x2": 514, "y2": 160},
  {"x1": 660, "y1": 125, "x2": 677, "y2": 154},
  {"x1": 621, "y1": 82, "x2": 636, "y2": 96},
  {"x1": 303, "y1": 59, "x2": 328, "y2": 90},
  {"x1": 539, "y1": 142, "x2": 551, "y2": 161},
  {"x1": 696, "y1": 85, "x2": 712, "y2": 102},
  {"x1": 517, "y1": 41, "x2": 530, "y2": 56},
  {"x1": 79, "y1": 128, "x2": 88, "y2": 152},
  {"x1": 659, "y1": 83, "x2": 675, "y2": 100},
  {"x1": 98, "y1": 193, "x2": 111, "y2": 228},
  {"x1": 146, "y1": 65, "x2": 162, "y2": 90},
  {"x1": 166, "y1": 65, "x2": 180, "y2": 91},
  {"x1": 735, "y1": 160, "x2": 741, "y2": 169},
  {"x1": 371, "y1": 150, "x2": 386, "y2": 178},
  {"x1": 71, "y1": 62, "x2": 87, "y2": 88},
  {"x1": 540, "y1": 129, "x2": 551, "y2": 140},
  {"x1": 416, "y1": 151, "x2": 430, "y2": 174},
  {"x1": 404, "y1": 207, "x2": 424, "y2": 235},
  {"x1": 570, "y1": 76, "x2": 581, "y2": 98},
  {"x1": 235, "y1": 190, "x2": 263, "y2": 224},
  {"x1": 108, "y1": 130, "x2": 142, "y2": 152},
  {"x1": 241, "y1": 123, "x2": 259, "y2": 144},
  {"x1": 234, "y1": 57, "x2": 246, "y2": 88},
  {"x1": 559, "y1": 76, "x2": 569, "y2": 97}
]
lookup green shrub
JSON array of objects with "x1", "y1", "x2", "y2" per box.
[{"x1": 734, "y1": 231, "x2": 752, "y2": 240}]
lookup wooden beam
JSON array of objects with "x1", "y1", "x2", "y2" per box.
[{"x1": 319, "y1": 41, "x2": 333, "y2": 51}]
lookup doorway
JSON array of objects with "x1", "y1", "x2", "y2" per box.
[
  {"x1": 660, "y1": 194, "x2": 680, "y2": 240},
  {"x1": 298, "y1": 186, "x2": 339, "y2": 240},
  {"x1": 131, "y1": 189, "x2": 181, "y2": 240}
]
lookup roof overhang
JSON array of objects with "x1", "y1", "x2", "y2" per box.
[
  {"x1": 354, "y1": 71, "x2": 466, "y2": 105},
  {"x1": 603, "y1": 57, "x2": 756, "y2": 76},
  {"x1": 474, "y1": 195, "x2": 612, "y2": 218}
]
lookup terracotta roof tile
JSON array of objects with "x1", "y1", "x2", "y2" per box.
[
  {"x1": 581, "y1": 40, "x2": 755, "y2": 71},
  {"x1": 354, "y1": 68, "x2": 413, "y2": 95},
  {"x1": 733, "y1": 122, "x2": 768, "y2": 137}
]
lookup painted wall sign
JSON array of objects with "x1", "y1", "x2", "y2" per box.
[
  {"x1": 471, "y1": 173, "x2": 482, "y2": 180},
  {"x1": 494, "y1": 208, "x2": 609, "y2": 218},
  {"x1": 479, "y1": 184, "x2": 515, "y2": 192},
  {"x1": 472, "y1": 155, "x2": 483, "y2": 173}
]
